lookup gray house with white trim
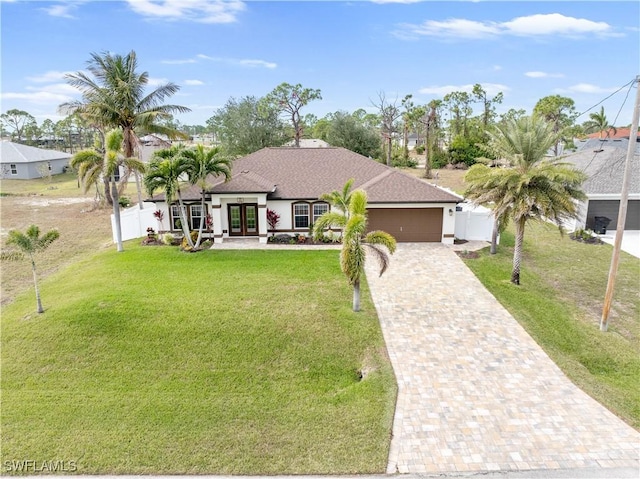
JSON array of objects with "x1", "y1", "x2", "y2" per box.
[
  {"x1": 565, "y1": 138, "x2": 640, "y2": 231},
  {"x1": 1, "y1": 141, "x2": 72, "y2": 179}
]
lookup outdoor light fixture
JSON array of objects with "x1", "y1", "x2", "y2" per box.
[
  {"x1": 237, "y1": 197, "x2": 244, "y2": 204},
  {"x1": 449, "y1": 208, "x2": 454, "y2": 216}
]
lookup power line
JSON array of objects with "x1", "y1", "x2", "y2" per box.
[{"x1": 576, "y1": 77, "x2": 637, "y2": 120}]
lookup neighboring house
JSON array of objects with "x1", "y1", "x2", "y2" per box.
[
  {"x1": 0, "y1": 141, "x2": 72, "y2": 179},
  {"x1": 137, "y1": 134, "x2": 172, "y2": 163},
  {"x1": 564, "y1": 138, "x2": 640, "y2": 231},
  {"x1": 149, "y1": 147, "x2": 461, "y2": 244}
]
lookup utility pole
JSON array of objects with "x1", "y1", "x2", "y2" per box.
[{"x1": 600, "y1": 75, "x2": 640, "y2": 332}]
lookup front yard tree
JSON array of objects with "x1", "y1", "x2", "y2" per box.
[
  {"x1": 144, "y1": 145, "x2": 195, "y2": 249},
  {"x1": 266, "y1": 83, "x2": 322, "y2": 147},
  {"x1": 183, "y1": 144, "x2": 232, "y2": 248},
  {"x1": 63, "y1": 50, "x2": 190, "y2": 159},
  {"x1": 583, "y1": 106, "x2": 616, "y2": 140},
  {"x1": 73, "y1": 129, "x2": 145, "y2": 252},
  {"x1": 325, "y1": 112, "x2": 381, "y2": 158},
  {"x1": 3, "y1": 225, "x2": 59, "y2": 314},
  {"x1": 313, "y1": 187, "x2": 396, "y2": 312},
  {"x1": 464, "y1": 115, "x2": 587, "y2": 285}
]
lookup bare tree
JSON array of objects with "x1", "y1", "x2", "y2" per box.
[
  {"x1": 265, "y1": 83, "x2": 322, "y2": 147},
  {"x1": 371, "y1": 92, "x2": 402, "y2": 166}
]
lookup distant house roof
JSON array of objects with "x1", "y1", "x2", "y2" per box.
[
  {"x1": 584, "y1": 127, "x2": 636, "y2": 140},
  {"x1": 284, "y1": 139, "x2": 330, "y2": 148},
  {"x1": 563, "y1": 141, "x2": 640, "y2": 195},
  {"x1": 0, "y1": 141, "x2": 72, "y2": 164}
]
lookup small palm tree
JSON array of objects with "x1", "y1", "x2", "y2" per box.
[
  {"x1": 72, "y1": 129, "x2": 145, "y2": 252},
  {"x1": 314, "y1": 187, "x2": 396, "y2": 312},
  {"x1": 465, "y1": 115, "x2": 587, "y2": 284},
  {"x1": 583, "y1": 106, "x2": 617, "y2": 140},
  {"x1": 182, "y1": 144, "x2": 232, "y2": 248},
  {"x1": 2, "y1": 225, "x2": 59, "y2": 313},
  {"x1": 144, "y1": 145, "x2": 194, "y2": 248}
]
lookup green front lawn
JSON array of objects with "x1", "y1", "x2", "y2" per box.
[
  {"x1": 1, "y1": 245, "x2": 396, "y2": 474},
  {"x1": 464, "y1": 222, "x2": 640, "y2": 429}
]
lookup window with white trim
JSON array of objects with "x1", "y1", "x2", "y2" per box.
[
  {"x1": 293, "y1": 203, "x2": 310, "y2": 229},
  {"x1": 190, "y1": 204, "x2": 205, "y2": 230},
  {"x1": 10, "y1": 164, "x2": 17, "y2": 175},
  {"x1": 171, "y1": 205, "x2": 185, "y2": 230},
  {"x1": 312, "y1": 202, "x2": 329, "y2": 224}
]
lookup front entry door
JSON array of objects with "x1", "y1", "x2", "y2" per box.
[{"x1": 228, "y1": 204, "x2": 258, "y2": 236}]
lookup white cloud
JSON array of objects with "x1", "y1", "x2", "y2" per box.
[
  {"x1": 396, "y1": 13, "x2": 616, "y2": 40},
  {"x1": 125, "y1": 0, "x2": 246, "y2": 24},
  {"x1": 161, "y1": 58, "x2": 197, "y2": 65},
  {"x1": 39, "y1": 1, "x2": 87, "y2": 19},
  {"x1": 503, "y1": 13, "x2": 611, "y2": 37},
  {"x1": 565, "y1": 83, "x2": 619, "y2": 94},
  {"x1": 525, "y1": 71, "x2": 565, "y2": 78},
  {"x1": 419, "y1": 83, "x2": 509, "y2": 96},
  {"x1": 26, "y1": 83, "x2": 79, "y2": 96},
  {"x1": 26, "y1": 70, "x2": 76, "y2": 83},
  {"x1": 147, "y1": 77, "x2": 170, "y2": 86},
  {"x1": 238, "y1": 59, "x2": 277, "y2": 69},
  {"x1": 1, "y1": 91, "x2": 73, "y2": 104},
  {"x1": 184, "y1": 79, "x2": 204, "y2": 86}
]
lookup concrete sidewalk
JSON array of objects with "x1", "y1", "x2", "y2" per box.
[{"x1": 364, "y1": 243, "x2": 639, "y2": 475}]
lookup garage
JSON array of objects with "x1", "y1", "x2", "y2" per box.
[
  {"x1": 367, "y1": 208, "x2": 443, "y2": 242},
  {"x1": 586, "y1": 200, "x2": 640, "y2": 231}
]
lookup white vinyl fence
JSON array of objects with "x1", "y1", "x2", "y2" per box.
[
  {"x1": 454, "y1": 202, "x2": 496, "y2": 242},
  {"x1": 110, "y1": 202, "x2": 158, "y2": 243}
]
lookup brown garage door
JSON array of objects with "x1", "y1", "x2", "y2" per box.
[{"x1": 367, "y1": 208, "x2": 443, "y2": 242}]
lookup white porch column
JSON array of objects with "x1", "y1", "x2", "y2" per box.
[
  {"x1": 258, "y1": 197, "x2": 268, "y2": 244},
  {"x1": 211, "y1": 197, "x2": 224, "y2": 243}
]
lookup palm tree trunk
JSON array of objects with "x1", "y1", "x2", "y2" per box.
[
  {"x1": 511, "y1": 218, "x2": 526, "y2": 285},
  {"x1": 424, "y1": 127, "x2": 432, "y2": 179},
  {"x1": 490, "y1": 218, "x2": 499, "y2": 255},
  {"x1": 134, "y1": 171, "x2": 144, "y2": 210},
  {"x1": 103, "y1": 176, "x2": 113, "y2": 206},
  {"x1": 353, "y1": 280, "x2": 361, "y2": 312},
  {"x1": 31, "y1": 256, "x2": 44, "y2": 313},
  {"x1": 111, "y1": 173, "x2": 124, "y2": 252},
  {"x1": 194, "y1": 191, "x2": 206, "y2": 249},
  {"x1": 176, "y1": 191, "x2": 194, "y2": 248}
]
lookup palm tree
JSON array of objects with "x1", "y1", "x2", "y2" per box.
[
  {"x1": 319, "y1": 178, "x2": 354, "y2": 218},
  {"x1": 62, "y1": 50, "x2": 190, "y2": 208},
  {"x1": 583, "y1": 106, "x2": 617, "y2": 140},
  {"x1": 144, "y1": 145, "x2": 194, "y2": 248},
  {"x1": 465, "y1": 115, "x2": 587, "y2": 285},
  {"x1": 3, "y1": 225, "x2": 59, "y2": 313},
  {"x1": 182, "y1": 144, "x2": 232, "y2": 248},
  {"x1": 62, "y1": 50, "x2": 190, "y2": 158},
  {"x1": 313, "y1": 188, "x2": 396, "y2": 312},
  {"x1": 72, "y1": 129, "x2": 145, "y2": 252}
]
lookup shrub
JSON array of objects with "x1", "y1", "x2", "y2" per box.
[
  {"x1": 415, "y1": 144, "x2": 425, "y2": 154},
  {"x1": 161, "y1": 233, "x2": 175, "y2": 245},
  {"x1": 431, "y1": 150, "x2": 450, "y2": 169},
  {"x1": 118, "y1": 196, "x2": 131, "y2": 208},
  {"x1": 267, "y1": 209, "x2": 280, "y2": 230},
  {"x1": 181, "y1": 231, "x2": 199, "y2": 251}
]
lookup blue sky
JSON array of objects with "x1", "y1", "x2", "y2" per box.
[{"x1": 1, "y1": 1, "x2": 638, "y2": 127}]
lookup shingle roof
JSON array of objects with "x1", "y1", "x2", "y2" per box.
[
  {"x1": 585, "y1": 127, "x2": 635, "y2": 140},
  {"x1": 0, "y1": 141, "x2": 72, "y2": 164},
  {"x1": 210, "y1": 147, "x2": 460, "y2": 203},
  {"x1": 563, "y1": 143, "x2": 640, "y2": 195}
]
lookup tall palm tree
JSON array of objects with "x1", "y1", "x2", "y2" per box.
[
  {"x1": 465, "y1": 115, "x2": 587, "y2": 285},
  {"x1": 314, "y1": 188, "x2": 396, "y2": 312},
  {"x1": 62, "y1": 50, "x2": 190, "y2": 158},
  {"x1": 583, "y1": 106, "x2": 617, "y2": 140},
  {"x1": 3, "y1": 225, "x2": 59, "y2": 313},
  {"x1": 144, "y1": 145, "x2": 194, "y2": 248},
  {"x1": 62, "y1": 50, "x2": 190, "y2": 209},
  {"x1": 182, "y1": 144, "x2": 232, "y2": 248},
  {"x1": 319, "y1": 178, "x2": 354, "y2": 218}
]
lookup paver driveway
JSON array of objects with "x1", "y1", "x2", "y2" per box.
[{"x1": 364, "y1": 243, "x2": 639, "y2": 475}]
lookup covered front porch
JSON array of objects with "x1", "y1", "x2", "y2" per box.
[{"x1": 210, "y1": 193, "x2": 269, "y2": 244}]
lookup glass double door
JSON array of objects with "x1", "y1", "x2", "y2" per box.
[{"x1": 228, "y1": 204, "x2": 258, "y2": 236}]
